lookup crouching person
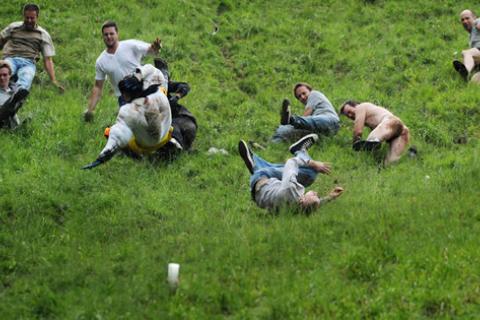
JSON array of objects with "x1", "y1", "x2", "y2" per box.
[
  {"x1": 239, "y1": 134, "x2": 344, "y2": 213},
  {"x1": 0, "y1": 60, "x2": 29, "y2": 129},
  {"x1": 340, "y1": 100, "x2": 410, "y2": 166},
  {"x1": 82, "y1": 64, "x2": 178, "y2": 169}
]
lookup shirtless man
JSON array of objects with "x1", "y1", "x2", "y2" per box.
[
  {"x1": 453, "y1": 10, "x2": 480, "y2": 81},
  {"x1": 339, "y1": 101, "x2": 410, "y2": 166}
]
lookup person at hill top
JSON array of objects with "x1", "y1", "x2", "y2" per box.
[
  {"x1": 82, "y1": 64, "x2": 176, "y2": 169},
  {"x1": 339, "y1": 101, "x2": 410, "y2": 166},
  {"x1": 239, "y1": 134, "x2": 344, "y2": 213},
  {"x1": 0, "y1": 3, "x2": 63, "y2": 92},
  {"x1": 272, "y1": 82, "x2": 339, "y2": 143},
  {"x1": 453, "y1": 9, "x2": 480, "y2": 81},
  {"x1": 84, "y1": 20, "x2": 163, "y2": 121},
  {"x1": 0, "y1": 60, "x2": 29, "y2": 129}
]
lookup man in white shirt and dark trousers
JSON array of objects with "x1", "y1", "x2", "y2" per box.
[
  {"x1": 239, "y1": 134, "x2": 344, "y2": 213},
  {"x1": 84, "y1": 20, "x2": 162, "y2": 121}
]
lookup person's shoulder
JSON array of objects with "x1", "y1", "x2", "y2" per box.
[
  {"x1": 122, "y1": 39, "x2": 148, "y2": 46},
  {"x1": 3, "y1": 21, "x2": 23, "y2": 30},
  {"x1": 36, "y1": 25, "x2": 50, "y2": 35},
  {"x1": 95, "y1": 50, "x2": 109, "y2": 64}
]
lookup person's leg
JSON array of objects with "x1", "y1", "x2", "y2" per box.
[
  {"x1": 367, "y1": 118, "x2": 404, "y2": 143},
  {"x1": 462, "y1": 48, "x2": 480, "y2": 73},
  {"x1": 290, "y1": 115, "x2": 339, "y2": 136},
  {"x1": 0, "y1": 90, "x2": 29, "y2": 122},
  {"x1": 384, "y1": 126, "x2": 409, "y2": 165},
  {"x1": 272, "y1": 124, "x2": 311, "y2": 143},
  {"x1": 174, "y1": 116, "x2": 197, "y2": 150},
  {"x1": 6, "y1": 57, "x2": 36, "y2": 91}
]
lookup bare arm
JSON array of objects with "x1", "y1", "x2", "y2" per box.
[
  {"x1": 303, "y1": 106, "x2": 313, "y2": 116},
  {"x1": 84, "y1": 80, "x2": 104, "y2": 122},
  {"x1": 43, "y1": 57, "x2": 64, "y2": 92},
  {"x1": 352, "y1": 104, "x2": 367, "y2": 141},
  {"x1": 319, "y1": 186, "x2": 344, "y2": 205}
]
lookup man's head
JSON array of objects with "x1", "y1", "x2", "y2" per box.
[
  {"x1": 101, "y1": 20, "x2": 119, "y2": 49},
  {"x1": 23, "y1": 3, "x2": 39, "y2": 30},
  {"x1": 460, "y1": 10, "x2": 476, "y2": 32},
  {"x1": 118, "y1": 74, "x2": 143, "y2": 102},
  {"x1": 293, "y1": 82, "x2": 313, "y2": 105},
  {"x1": 339, "y1": 100, "x2": 359, "y2": 120},
  {"x1": 298, "y1": 190, "x2": 321, "y2": 213},
  {"x1": 0, "y1": 61, "x2": 12, "y2": 90}
]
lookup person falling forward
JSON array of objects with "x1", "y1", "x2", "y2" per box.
[
  {"x1": 82, "y1": 64, "x2": 178, "y2": 169},
  {"x1": 239, "y1": 134, "x2": 344, "y2": 213}
]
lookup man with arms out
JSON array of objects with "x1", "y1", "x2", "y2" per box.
[
  {"x1": 0, "y1": 60, "x2": 29, "y2": 129},
  {"x1": 273, "y1": 82, "x2": 339, "y2": 142},
  {"x1": 340, "y1": 101, "x2": 410, "y2": 166},
  {"x1": 0, "y1": 3, "x2": 63, "y2": 92},
  {"x1": 84, "y1": 21, "x2": 162, "y2": 121},
  {"x1": 239, "y1": 134, "x2": 344, "y2": 213},
  {"x1": 453, "y1": 9, "x2": 480, "y2": 81}
]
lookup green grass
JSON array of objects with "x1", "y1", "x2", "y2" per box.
[{"x1": 1, "y1": 0, "x2": 480, "y2": 318}]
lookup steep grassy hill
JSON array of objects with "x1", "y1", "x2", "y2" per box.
[{"x1": 1, "y1": 0, "x2": 480, "y2": 318}]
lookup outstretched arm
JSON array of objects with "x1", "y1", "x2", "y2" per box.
[
  {"x1": 43, "y1": 57, "x2": 64, "y2": 93},
  {"x1": 319, "y1": 186, "x2": 344, "y2": 204},
  {"x1": 84, "y1": 80, "x2": 105, "y2": 122},
  {"x1": 147, "y1": 37, "x2": 162, "y2": 55}
]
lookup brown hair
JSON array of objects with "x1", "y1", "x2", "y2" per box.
[
  {"x1": 0, "y1": 61, "x2": 12, "y2": 75},
  {"x1": 23, "y1": 3, "x2": 40, "y2": 15},
  {"x1": 339, "y1": 100, "x2": 359, "y2": 115},
  {"x1": 293, "y1": 82, "x2": 313, "y2": 98},
  {"x1": 102, "y1": 20, "x2": 118, "y2": 33}
]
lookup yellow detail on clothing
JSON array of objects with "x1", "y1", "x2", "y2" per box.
[
  {"x1": 159, "y1": 86, "x2": 167, "y2": 95},
  {"x1": 127, "y1": 126, "x2": 174, "y2": 155}
]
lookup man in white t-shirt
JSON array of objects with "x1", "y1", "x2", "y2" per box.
[{"x1": 83, "y1": 20, "x2": 162, "y2": 121}]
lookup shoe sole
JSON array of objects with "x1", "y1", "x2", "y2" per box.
[
  {"x1": 453, "y1": 60, "x2": 468, "y2": 81},
  {"x1": 289, "y1": 133, "x2": 318, "y2": 154},
  {"x1": 280, "y1": 99, "x2": 290, "y2": 125},
  {"x1": 238, "y1": 140, "x2": 254, "y2": 174}
]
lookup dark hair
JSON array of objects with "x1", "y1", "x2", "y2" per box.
[
  {"x1": 293, "y1": 82, "x2": 313, "y2": 98},
  {"x1": 339, "y1": 100, "x2": 359, "y2": 115},
  {"x1": 102, "y1": 20, "x2": 118, "y2": 33},
  {"x1": 118, "y1": 75, "x2": 144, "y2": 101},
  {"x1": 23, "y1": 3, "x2": 40, "y2": 15}
]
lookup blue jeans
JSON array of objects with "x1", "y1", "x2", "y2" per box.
[
  {"x1": 5, "y1": 57, "x2": 36, "y2": 90},
  {"x1": 272, "y1": 115, "x2": 339, "y2": 142},
  {"x1": 249, "y1": 152, "x2": 318, "y2": 191}
]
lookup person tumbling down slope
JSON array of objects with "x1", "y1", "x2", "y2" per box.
[
  {"x1": 339, "y1": 101, "x2": 410, "y2": 166},
  {"x1": 239, "y1": 134, "x2": 344, "y2": 213},
  {"x1": 82, "y1": 64, "x2": 180, "y2": 169}
]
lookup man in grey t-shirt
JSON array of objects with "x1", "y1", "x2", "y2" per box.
[
  {"x1": 453, "y1": 9, "x2": 480, "y2": 81},
  {"x1": 272, "y1": 82, "x2": 339, "y2": 142}
]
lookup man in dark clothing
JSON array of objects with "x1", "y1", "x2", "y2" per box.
[{"x1": 155, "y1": 58, "x2": 197, "y2": 151}]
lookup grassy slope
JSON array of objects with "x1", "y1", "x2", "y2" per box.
[{"x1": 1, "y1": 0, "x2": 480, "y2": 318}]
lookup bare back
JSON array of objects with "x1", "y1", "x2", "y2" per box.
[{"x1": 356, "y1": 102, "x2": 395, "y2": 130}]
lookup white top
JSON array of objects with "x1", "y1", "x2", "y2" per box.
[{"x1": 95, "y1": 39, "x2": 150, "y2": 96}]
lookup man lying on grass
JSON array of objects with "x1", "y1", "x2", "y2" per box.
[
  {"x1": 0, "y1": 60, "x2": 29, "y2": 129},
  {"x1": 339, "y1": 101, "x2": 410, "y2": 166},
  {"x1": 239, "y1": 134, "x2": 344, "y2": 213},
  {"x1": 453, "y1": 9, "x2": 480, "y2": 81},
  {"x1": 82, "y1": 64, "x2": 181, "y2": 169}
]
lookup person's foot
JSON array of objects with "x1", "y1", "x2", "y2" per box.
[
  {"x1": 169, "y1": 137, "x2": 183, "y2": 150},
  {"x1": 289, "y1": 133, "x2": 319, "y2": 154},
  {"x1": 280, "y1": 99, "x2": 291, "y2": 125},
  {"x1": 238, "y1": 140, "x2": 254, "y2": 174},
  {"x1": 453, "y1": 60, "x2": 468, "y2": 81},
  {"x1": 6, "y1": 88, "x2": 29, "y2": 112}
]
